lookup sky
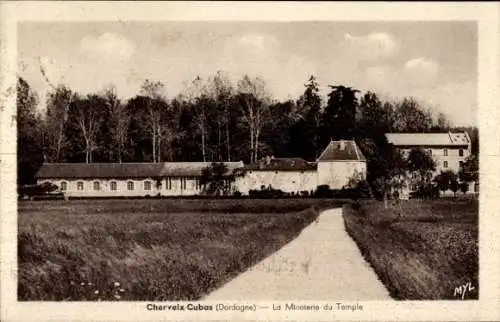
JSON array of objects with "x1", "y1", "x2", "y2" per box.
[{"x1": 18, "y1": 21, "x2": 477, "y2": 126}]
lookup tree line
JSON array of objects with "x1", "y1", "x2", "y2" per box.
[{"x1": 17, "y1": 72, "x2": 479, "y2": 195}]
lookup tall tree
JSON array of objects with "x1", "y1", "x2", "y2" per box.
[
  {"x1": 140, "y1": 80, "x2": 168, "y2": 163},
  {"x1": 392, "y1": 97, "x2": 433, "y2": 132},
  {"x1": 102, "y1": 86, "x2": 128, "y2": 163},
  {"x1": 433, "y1": 112, "x2": 451, "y2": 132},
  {"x1": 237, "y1": 75, "x2": 271, "y2": 163},
  {"x1": 209, "y1": 71, "x2": 234, "y2": 161},
  {"x1": 17, "y1": 77, "x2": 44, "y2": 184},
  {"x1": 459, "y1": 154, "x2": 479, "y2": 184},
  {"x1": 68, "y1": 94, "x2": 106, "y2": 163},
  {"x1": 44, "y1": 85, "x2": 73, "y2": 162},
  {"x1": 183, "y1": 76, "x2": 210, "y2": 162},
  {"x1": 320, "y1": 85, "x2": 359, "y2": 146},
  {"x1": 357, "y1": 91, "x2": 394, "y2": 139},
  {"x1": 407, "y1": 148, "x2": 436, "y2": 188},
  {"x1": 434, "y1": 170, "x2": 457, "y2": 195},
  {"x1": 293, "y1": 75, "x2": 322, "y2": 160}
]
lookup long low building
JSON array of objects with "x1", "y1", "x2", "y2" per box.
[
  {"x1": 34, "y1": 162, "x2": 244, "y2": 197},
  {"x1": 34, "y1": 140, "x2": 368, "y2": 197}
]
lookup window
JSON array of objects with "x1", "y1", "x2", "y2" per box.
[
  {"x1": 459, "y1": 161, "x2": 464, "y2": 169},
  {"x1": 443, "y1": 161, "x2": 448, "y2": 168},
  {"x1": 110, "y1": 181, "x2": 117, "y2": 191},
  {"x1": 166, "y1": 177, "x2": 172, "y2": 190},
  {"x1": 443, "y1": 149, "x2": 448, "y2": 156},
  {"x1": 93, "y1": 181, "x2": 100, "y2": 191},
  {"x1": 459, "y1": 149, "x2": 464, "y2": 157},
  {"x1": 77, "y1": 181, "x2": 84, "y2": 191},
  {"x1": 127, "y1": 181, "x2": 134, "y2": 191},
  {"x1": 144, "y1": 181, "x2": 151, "y2": 191},
  {"x1": 181, "y1": 177, "x2": 187, "y2": 190},
  {"x1": 60, "y1": 181, "x2": 67, "y2": 191},
  {"x1": 195, "y1": 178, "x2": 200, "y2": 190}
]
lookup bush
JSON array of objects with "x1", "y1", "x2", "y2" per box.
[
  {"x1": 409, "y1": 185, "x2": 439, "y2": 200},
  {"x1": 314, "y1": 185, "x2": 332, "y2": 198},
  {"x1": 248, "y1": 188, "x2": 286, "y2": 199},
  {"x1": 18, "y1": 182, "x2": 60, "y2": 199},
  {"x1": 313, "y1": 184, "x2": 370, "y2": 200}
]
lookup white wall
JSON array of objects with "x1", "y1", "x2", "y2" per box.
[
  {"x1": 316, "y1": 161, "x2": 367, "y2": 189},
  {"x1": 235, "y1": 170, "x2": 317, "y2": 195},
  {"x1": 39, "y1": 177, "x2": 203, "y2": 197},
  {"x1": 399, "y1": 146, "x2": 471, "y2": 174}
]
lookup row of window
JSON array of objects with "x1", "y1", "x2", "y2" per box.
[
  {"x1": 59, "y1": 179, "x2": 201, "y2": 191},
  {"x1": 427, "y1": 148, "x2": 464, "y2": 157},
  {"x1": 441, "y1": 160, "x2": 464, "y2": 169}
]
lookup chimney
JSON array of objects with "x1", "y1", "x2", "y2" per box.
[{"x1": 339, "y1": 140, "x2": 346, "y2": 150}]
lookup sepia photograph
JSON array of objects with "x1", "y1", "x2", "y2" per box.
[
  {"x1": 2, "y1": 2, "x2": 499, "y2": 322},
  {"x1": 15, "y1": 19, "x2": 480, "y2": 302}
]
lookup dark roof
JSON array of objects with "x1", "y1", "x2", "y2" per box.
[
  {"x1": 244, "y1": 157, "x2": 317, "y2": 172},
  {"x1": 316, "y1": 140, "x2": 366, "y2": 162},
  {"x1": 159, "y1": 162, "x2": 244, "y2": 177},
  {"x1": 35, "y1": 162, "x2": 244, "y2": 179}
]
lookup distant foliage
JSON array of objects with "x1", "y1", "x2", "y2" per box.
[{"x1": 17, "y1": 73, "x2": 477, "y2": 185}]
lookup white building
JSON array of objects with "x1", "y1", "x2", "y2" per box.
[
  {"x1": 234, "y1": 157, "x2": 318, "y2": 195},
  {"x1": 316, "y1": 140, "x2": 367, "y2": 189},
  {"x1": 35, "y1": 162, "x2": 244, "y2": 198},
  {"x1": 385, "y1": 132, "x2": 476, "y2": 196},
  {"x1": 34, "y1": 140, "x2": 368, "y2": 198}
]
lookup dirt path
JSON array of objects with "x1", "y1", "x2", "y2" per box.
[{"x1": 204, "y1": 208, "x2": 391, "y2": 300}]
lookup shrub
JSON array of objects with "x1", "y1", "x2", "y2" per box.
[{"x1": 410, "y1": 184, "x2": 439, "y2": 200}]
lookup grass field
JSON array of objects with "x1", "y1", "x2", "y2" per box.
[
  {"x1": 18, "y1": 198, "x2": 347, "y2": 301},
  {"x1": 343, "y1": 199, "x2": 479, "y2": 300}
]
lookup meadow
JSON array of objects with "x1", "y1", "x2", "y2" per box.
[
  {"x1": 343, "y1": 198, "x2": 479, "y2": 300},
  {"x1": 18, "y1": 198, "x2": 347, "y2": 301}
]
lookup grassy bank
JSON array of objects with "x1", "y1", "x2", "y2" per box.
[
  {"x1": 343, "y1": 199, "x2": 478, "y2": 300},
  {"x1": 19, "y1": 198, "x2": 346, "y2": 301},
  {"x1": 19, "y1": 198, "x2": 349, "y2": 215}
]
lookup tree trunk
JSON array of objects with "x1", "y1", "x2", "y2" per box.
[
  {"x1": 152, "y1": 126, "x2": 156, "y2": 163},
  {"x1": 56, "y1": 123, "x2": 64, "y2": 162},
  {"x1": 226, "y1": 123, "x2": 231, "y2": 162},
  {"x1": 218, "y1": 124, "x2": 221, "y2": 162},
  {"x1": 255, "y1": 128, "x2": 260, "y2": 162},
  {"x1": 158, "y1": 126, "x2": 162, "y2": 163},
  {"x1": 201, "y1": 126, "x2": 206, "y2": 162},
  {"x1": 249, "y1": 126, "x2": 254, "y2": 163}
]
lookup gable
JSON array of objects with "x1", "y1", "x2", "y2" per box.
[{"x1": 316, "y1": 140, "x2": 366, "y2": 162}]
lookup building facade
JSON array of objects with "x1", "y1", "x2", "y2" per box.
[
  {"x1": 35, "y1": 162, "x2": 244, "y2": 198},
  {"x1": 316, "y1": 140, "x2": 367, "y2": 189},
  {"x1": 234, "y1": 157, "x2": 318, "y2": 194},
  {"x1": 385, "y1": 132, "x2": 476, "y2": 197},
  {"x1": 34, "y1": 140, "x2": 367, "y2": 198}
]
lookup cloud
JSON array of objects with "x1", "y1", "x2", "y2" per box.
[
  {"x1": 218, "y1": 33, "x2": 317, "y2": 99},
  {"x1": 80, "y1": 32, "x2": 136, "y2": 63},
  {"x1": 357, "y1": 61, "x2": 475, "y2": 126},
  {"x1": 403, "y1": 58, "x2": 440, "y2": 88},
  {"x1": 420, "y1": 81, "x2": 477, "y2": 126},
  {"x1": 343, "y1": 32, "x2": 399, "y2": 61}
]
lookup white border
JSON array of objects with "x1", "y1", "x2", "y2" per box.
[{"x1": 1, "y1": 2, "x2": 499, "y2": 321}]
